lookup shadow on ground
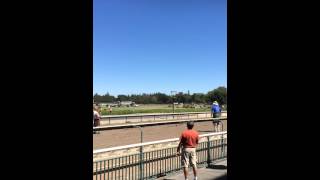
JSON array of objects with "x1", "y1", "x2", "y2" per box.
[
  {"x1": 207, "y1": 164, "x2": 227, "y2": 169},
  {"x1": 212, "y1": 174, "x2": 227, "y2": 180}
]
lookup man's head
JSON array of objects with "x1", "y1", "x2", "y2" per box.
[{"x1": 187, "y1": 121, "x2": 194, "y2": 129}]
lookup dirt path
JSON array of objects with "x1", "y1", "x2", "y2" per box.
[{"x1": 93, "y1": 120, "x2": 227, "y2": 150}]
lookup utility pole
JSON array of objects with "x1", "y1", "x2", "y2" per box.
[{"x1": 171, "y1": 91, "x2": 176, "y2": 113}]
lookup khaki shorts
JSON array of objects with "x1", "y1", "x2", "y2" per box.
[
  {"x1": 94, "y1": 119, "x2": 100, "y2": 127},
  {"x1": 181, "y1": 148, "x2": 197, "y2": 168}
]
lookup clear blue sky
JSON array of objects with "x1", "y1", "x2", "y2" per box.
[{"x1": 94, "y1": 0, "x2": 226, "y2": 96}]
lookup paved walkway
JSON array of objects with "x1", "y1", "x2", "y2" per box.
[{"x1": 159, "y1": 160, "x2": 227, "y2": 180}]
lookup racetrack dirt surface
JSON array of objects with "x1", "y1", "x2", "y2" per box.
[{"x1": 93, "y1": 120, "x2": 227, "y2": 150}]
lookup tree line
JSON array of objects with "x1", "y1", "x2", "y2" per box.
[{"x1": 94, "y1": 86, "x2": 227, "y2": 105}]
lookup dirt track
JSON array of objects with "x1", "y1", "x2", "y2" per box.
[{"x1": 93, "y1": 120, "x2": 227, "y2": 150}]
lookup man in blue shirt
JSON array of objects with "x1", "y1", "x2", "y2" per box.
[
  {"x1": 211, "y1": 101, "x2": 221, "y2": 118},
  {"x1": 211, "y1": 101, "x2": 222, "y2": 132}
]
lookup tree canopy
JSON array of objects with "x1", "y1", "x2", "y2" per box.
[{"x1": 93, "y1": 87, "x2": 227, "y2": 105}]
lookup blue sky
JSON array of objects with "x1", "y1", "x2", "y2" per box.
[{"x1": 94, "y1": 0, "x2": 226, "y2": 96}]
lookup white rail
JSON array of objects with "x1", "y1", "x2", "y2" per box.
[
  {"x1": 101, "y1": 111, "x2": 227, "y2": 118},
  {"x1": 93, "y1": 131, "x2": 227, "y2": 154}
]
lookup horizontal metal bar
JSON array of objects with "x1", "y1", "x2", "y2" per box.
[
  {"x1": 100, "y1": 111, "x2": 226, "y2": 119},
  {"x1": 94, "y1": 117, "x2": 227, "y2": 130},
  {"x1": 94, "y1": 141, "x2": 227, "y2": 166}
]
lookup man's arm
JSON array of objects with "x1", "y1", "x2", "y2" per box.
[
  {"x1": 177, "y1": 135, "x2": 183, "y2": 155},
  {"x1": 196, "y1": 134, "x2": 199, "y2": 146},
  {"x1": 177, "y1": 141, "x2": 182, "y2": 154}
]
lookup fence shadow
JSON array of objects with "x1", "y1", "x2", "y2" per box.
[{"x1": 207, "y1": 164, "x2": 227, "y2": 169}]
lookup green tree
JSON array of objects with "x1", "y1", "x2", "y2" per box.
[
  {"x1": 102, "y1": 93, "x2": 116, "y2": 102},
  {"x1": 93, "y1": 93, "x2": 103, "y2": 103},
  {"x1": 192, "y1": 93, "x2": 206, "y2": 103},
  {"x1": 117, "y1": 95, "x2": 129, "y2": 101},
  {"x1": 155, "y1": 93, "x2": 170, "y2": 103},
  {"x1": 184, "y1": 94, "x2": 192, "y2": 103},
  {"x1": 207, "y1": 86, "x2": 227, "y2": 105},
  {"x1": 176, "y1": 92, "x2": 185, "y2": 103}
]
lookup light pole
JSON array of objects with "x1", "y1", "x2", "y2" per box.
[{"x1": 171, "y1": 91, "x2": 176, "y2": 113}]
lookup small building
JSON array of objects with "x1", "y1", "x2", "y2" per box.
[{"x1": 119, "y1": 101, "x2": 136, "y2": 107}]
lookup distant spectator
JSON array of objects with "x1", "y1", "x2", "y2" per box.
[
  {"x1": 211, "y1": 101, "x2": 221, "y2": 118},
  {"x1": 93, "y1": 107, "x2": 101, "y2": 134},
  {"x1": 211, "y1": 101, "x2": 222, "y2": 132},
  {"x1": 108, "y1": 105, "x2": 112, "y2": 114},
  {"x1": 177, "y1": 121, "x2": 199, "y2": 180}
]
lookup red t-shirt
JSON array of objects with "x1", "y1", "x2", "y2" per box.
[{"x1": 180, "y1": 129, "x2": 199, "y2": 148}]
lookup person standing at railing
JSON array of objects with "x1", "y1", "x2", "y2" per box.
[
  {"x1": 93, "y1": 106, "x2": 101, "y2": 134},
  {"x1": 211, "y1": 101, "x2": 221, "y2": 118},
  {"x1": 177, "y1": 121, "x2": 199, "y2": 180},
  {"x1": 108, "y1": 105, "x2": 112, "y2": 114},
  {"x1": 211, "y1": 101, "x2": 222, "y2": 132}
]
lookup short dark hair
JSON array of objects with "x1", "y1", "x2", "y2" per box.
[{"x1": 187, "y1": 121, "x2": 194, "y2": 129}]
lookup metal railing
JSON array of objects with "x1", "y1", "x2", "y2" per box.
[
  {"x1": 94, "y1": 117, "x2": 226, "y2": 131},
  {"x1": 100, "y1": 111, "x2": 227, "y2": 125},
  {"x1": 93, "y1": 132, "x2": 227, "y2": 180}
]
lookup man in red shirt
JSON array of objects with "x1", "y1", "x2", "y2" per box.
[{"x1": 177, "y1": 121, "x2": 199, "y2": 180}]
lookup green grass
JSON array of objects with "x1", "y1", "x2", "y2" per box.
[{"x1": 99, "y1": 104, "x2": 210, "y2": 115}]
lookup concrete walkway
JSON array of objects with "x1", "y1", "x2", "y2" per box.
[{"x1": 159, "y1": 160, "x2": 227, "y2": 180}]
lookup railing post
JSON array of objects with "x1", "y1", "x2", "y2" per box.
[
  {"x1": 207, "y1": 136, "x2": 211, "y2": 166},
  {"x1": 95, "y1": 162, "x2": 97, "y2": 180},
  {"x1": 134, "y1": 126, "x2": 144, "y2": 180},
  {"x1": 109, "y1": 117, "x2": 111, "y2": 125},
  {"x1": 139, "y1": 145, "x2": 144, "y2": 180},
  {"x1": 99, "y1": 161, "x2": 102, "y2": 180},
  {"x1": 221, "y1": 133, "x2": 224, "y2": 156}
]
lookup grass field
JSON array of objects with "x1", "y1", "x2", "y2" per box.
[{"x1": 99, "y1": 104, "x2": 211, "y2": 115}]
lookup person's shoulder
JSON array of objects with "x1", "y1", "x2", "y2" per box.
[
  {"x1": 182, "y1": 129, "x2": 190, "y2": 135},
  {"x1": 180, "y1": 130, "x2": 186, "y2": 137},
  {"x1": 181, "y1": 129, "x2": 188, "y2": 134}
]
